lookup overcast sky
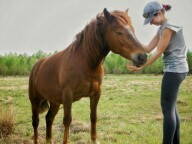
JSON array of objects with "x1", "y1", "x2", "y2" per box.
[{"x1": 0, "y1": 0, "x2": 191, "y2": 55}]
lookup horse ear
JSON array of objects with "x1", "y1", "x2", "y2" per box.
[
  {"x1": 96, "y1": 14, "x2": 103, "y2": 26},
  {"x1": 125, "y1": 8, "x2": 129, "y2": 14},
  {"x1": 103, "y1": 8, "x2": 116, "y2": 23}
]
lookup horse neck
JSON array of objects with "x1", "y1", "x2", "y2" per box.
[
  {"x1": 83, "y1": 39, "x2": 109, "y2": 69},
  {"x1": 73, "y1": 21, "x2": 110, "y2": 69}
]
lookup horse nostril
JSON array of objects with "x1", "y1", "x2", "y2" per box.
[
  {"x1": 132, "y1": 53, "x2": 147, "y2": 67},
  {"x1": 138, "y1": 54, "x2": 147, "y2": 61}
]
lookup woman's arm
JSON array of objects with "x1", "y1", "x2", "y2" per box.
[
  {"x1": 128, "y1": 28, "x2": 173, "y2": 71},
  {"x1": 143, "y1": 33, "x2": 160, "y2": 53}
]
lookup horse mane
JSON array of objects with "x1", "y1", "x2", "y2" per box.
[
  {"x1": 75, "y1": 13, "x2": 108, "y2": 49},
  {"x1": 68, "y1": 12, "x2": 109, "y2": 68}
]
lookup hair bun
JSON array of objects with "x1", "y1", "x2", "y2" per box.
[{"x1": 163, "y1": 4, "x2": 172, "y2": 11}]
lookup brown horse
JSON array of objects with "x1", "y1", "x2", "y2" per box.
[{"x1": 28, "y1": 8, "x2": 147, "y2": 144}]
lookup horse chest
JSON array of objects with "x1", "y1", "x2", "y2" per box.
[{"x1": 72, "y1": 80, "x2": 100, "y2": 101}]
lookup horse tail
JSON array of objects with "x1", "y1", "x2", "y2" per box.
[{"x1": 29, "y1": 58, "x2": 49, "y2": 114}]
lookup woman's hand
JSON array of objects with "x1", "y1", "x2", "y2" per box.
[{"x1": 127, "y1": 65, "x2": 144, "y2": 72}]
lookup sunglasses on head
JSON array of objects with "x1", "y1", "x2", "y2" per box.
[
  {"x1": 143, "y1": 11, "x2": 159, "y2": 18},
  {"x1": 143, "y1": 13, "x2": 150, "y2": 18},
  {"x1": 153, "y1": 12, "x2": 159, "y2": 17}
]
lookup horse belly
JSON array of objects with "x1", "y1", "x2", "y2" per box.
[
  {"x1": 35, "y1": 72, "x2": 63, "y2": 104},
  {"x1": 72, "y1": 81, "x2": 92, "y2": 101}
]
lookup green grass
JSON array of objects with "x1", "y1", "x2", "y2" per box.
[{"x1": 0, "y1": 75, "x2": 191, "y2": 144}]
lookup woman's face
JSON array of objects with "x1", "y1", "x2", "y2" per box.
[{"x1": 150, "y1": 11, "x2": 165, "y2": 26}]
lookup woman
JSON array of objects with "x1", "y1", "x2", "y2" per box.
[{"x1": 127, "y1": 1, "x2": 189, "y2": 144}]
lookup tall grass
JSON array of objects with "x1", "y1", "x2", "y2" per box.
[{"x1": 0, "y1": 51, "x2": 191, "y2": 75}]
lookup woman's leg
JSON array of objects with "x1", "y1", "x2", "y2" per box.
[
  {"x1": 173, "y1": 108, "x2": 180, "y2": 144},
  {"x1": 161, "y1": 72, "x2": 186, "y2": 144}
]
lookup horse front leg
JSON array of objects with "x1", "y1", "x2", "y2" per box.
[
  {"x1": 90, "y1": 91, "x2": 100, "y2": 144},
  {"x1": 62, "y1": 90, "x2": 73, "y2": 144}
]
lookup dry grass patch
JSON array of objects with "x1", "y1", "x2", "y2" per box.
[{"x1": 0, "y1": 105, "x2": 15, "y2": 138}]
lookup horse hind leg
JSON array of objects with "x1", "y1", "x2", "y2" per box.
[
  {"x1": 31, "y1": 102, "x2": 40, "y2": 144},
  {"x1": 30, "y1": 94, "x2": 49, "y2": 144},
  {"x1": 29, "y1": 59, "x2": 48, "y2": 144},
  {"x1": 46, "y1": 102, "x2": 60, "y2": 144}
]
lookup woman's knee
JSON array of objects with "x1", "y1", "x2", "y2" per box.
[{"x1": 161, "y1": 102, "x2": 175, "y2": 116}]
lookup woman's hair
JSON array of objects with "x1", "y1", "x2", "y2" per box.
[{"x1": 162, "y1": 4, "x2": 172, "y2": 11}]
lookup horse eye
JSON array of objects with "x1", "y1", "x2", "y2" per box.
[{"x1": 115, "y1": 31, "x2": 123, "y2": 35}]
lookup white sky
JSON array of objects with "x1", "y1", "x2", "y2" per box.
[{"x1": 0, "y1": 0, "x2": 191, "y2": 55}]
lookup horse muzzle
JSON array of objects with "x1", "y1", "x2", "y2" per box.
[{"x1": 131, "y1": 53, "x2": 147, "y2": 67}]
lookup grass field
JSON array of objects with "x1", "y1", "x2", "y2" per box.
[{"x1": 0, "y1": 74, "x2": 191, "y2": 144}]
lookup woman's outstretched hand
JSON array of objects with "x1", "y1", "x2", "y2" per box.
[{"x1": 127, "y1": 65, "x2": 144, "y2": 72}]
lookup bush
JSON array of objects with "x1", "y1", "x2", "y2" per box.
[
  {"x1": 0, "y1": 51, "x2": 191, "y2": 75},
  {"x1": 187, "y1": 52, "x2": 192, "y2": 73},
  {"x1": 104, "y1": 52, "x2": 192, "y2": 74},
  {"x1": 104, "y1": 53, "x2": 164, "y2": 74},
  {"x1": 0, "y1": 51, "x2": 49, "y2": 76},
  {"x1": 142, "y1": 56, "x2": 163, "y2": 74},
  {"x1": 104, "y1": 53, "x2": 129, "y2": 74}
]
